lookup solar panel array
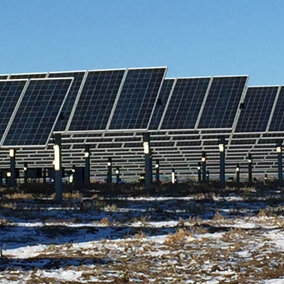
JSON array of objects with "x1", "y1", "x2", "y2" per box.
[
  {"x1": 198, "y1": 76, "x2": 247, "y2": 128},
  {"x1": 2, "y1": 78, "x2": 73, "y2": 147},
  {"x1": 0, "y1": 80, "x2": 27, "y2": 138},
  {"x1": 109, "y1": 68, "x2": 166, "y2": 130},
  {"x1": 161, "y1": 78, "x2": 210, "y2": 130},
  {"x1": 149, "y1": 78, "x2": 174, "y2": 130},
  {"x1": 48, "y1": 71, "x2": 86, "y2": 131},
  {"x1": 235, "y1": 87, "x2": 278, "y2": 133},
  {"x1": 0, "y1": 67, "x2": 284, "y2": 182},
  {"x1": 269, "y1": 87, "x2": 284, "y2": 131},
  {"x1": 69, "y1": 70, "x2": 125, "y2": 131}
]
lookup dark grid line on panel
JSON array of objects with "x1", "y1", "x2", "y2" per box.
[
  {"x1": 198, "y1": 76, "x2": 247, "y2": 128},
  {"x1": 48, "y1": 72, "x2": 86, "y2": 131},
  {"x1": 10, "y1": 74, "x2": 47, "y2": 79},
  {"x1": 0, "y1": 76, "x2": 8, "y2": 80},
  {"x1": 269, "y1": 87, "x2": 284, "y2": 131},
  {"x1": 177, "y1": 141, "x2": 201, "y2": 146},
  {"x1": 263, "y1": 133, "x2": 284, "y2": 137},
  {"x1": 109, "y1": 68, "x2": 166, "y2": 130},
  {"x1": 0, "y1": 80, "x2": 26, "y2": 138},
  {"x1": 235, "y1": 87, "x2": 278, "y2": 133},
  {"x1": 69, "y1": 70, "x2": 125, "y2": 131},
  {"x1": 161, "y1": 78, "x2": 210, "y2": 129},
  {"x1": 3, "y1": 79, "x2": 72, "y2": 147},
  {"x1": 149, "y1": 79, "x2": 174, "y2": 129}
]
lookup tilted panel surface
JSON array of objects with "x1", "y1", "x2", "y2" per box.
[
  {"x1": 236, "y1": 87, "x2": 278, "y2": 133},
  {"x1": 149, "y1": 79, "x2": 174, "y2": 129},
  {"x1": 48, "y1": 72, "x2": 86, "y2": 131},
  {"x1": 269, "y1": 87, "x2": 284, "y2": 131},
  {"x1": 161, "y1": 78, "x2": 210, "y2": 129},
  {"x1": 69, "y1": 70, "x2": 125, "y2": 131},
  {"x1": 109, "y1": 68, "x2": 166, "y2": 130},
  {"x1": 3, "y1": 79, "x2": 72, "y2": 147},
  {"x1": 198, "y1": 76, "x2": 247, "y2": 128},
  {"x1": 0, "y1": 75, "x2": 8, "y2": 80},
  {"x1": 0, "y1": 80, "x2": 26, "y2": 138}
]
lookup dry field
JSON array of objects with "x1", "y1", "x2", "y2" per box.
[{"x1": 0, "y1": 183, "x2": 283, "y2": 283}]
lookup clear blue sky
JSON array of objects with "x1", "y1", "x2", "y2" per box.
[{"x1": 0, "y1": 0, "x2": 283, "y2": 85}]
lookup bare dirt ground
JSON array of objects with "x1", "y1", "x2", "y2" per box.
[{"x1": 0, "y1": 183, "x2": 283, "y2": 283}]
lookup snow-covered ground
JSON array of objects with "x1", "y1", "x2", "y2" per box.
[{"x1": 0, "y1": 187, "x2": 283, "y2": 283}]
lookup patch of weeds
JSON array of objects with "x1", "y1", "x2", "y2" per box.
[
  {"x1": 164, "y1": 228, "x2": 191, "y2": 245},
  {"x1": 221, "y1": 227, "x2": 247, "y2": 242},
  {"x1": 4, "y1": 193, "x2": 34, "y2": 200},
  {"x1": 177, "y1": 217, "x2": 185, "y2": 227},
  {"x1": 99, "y1": 217, "x2": 111, "y2": 226},
  {"x1": 63, "y1": 191, "x2": 82, "y2": 199},
  {"x1": 185, "y1": 217, "x2": 203, "y2": 226},
  {"x1": 0, "y1": 219, "x2": 7, "y2": 226},
  {"x1": 131, "y1": 216, "x2": 149, "y2": 227},
  {"x1": 212, "y1": 211, "x2": 226, "y2": 222},
  {"x1": 134, "y1": 231, "x2": 146, "y2": 239},
  {"x1": 104, "y1": 203, "x2": 117, "y2": 212},
  {"x1": 0, "y1": 202, "x2": 16, "y2": 209}
]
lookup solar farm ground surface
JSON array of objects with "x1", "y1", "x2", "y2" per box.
[{"x1": 0, "y1": 183, "x2": 283, "y2": 283}]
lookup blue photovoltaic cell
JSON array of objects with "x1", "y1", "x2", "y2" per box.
[
  {"x1": 149, "y1": 79, "x2": 174, "y2": 130},
  {"x1": 0, "y1": 80, "x2": 26, "y2": 138},
  {"x1": 236, "y1": 87, "x2": 278, "y2": 132},
  {"x1": 69, "y1": 70, "x2": 125, "y2": 131},
  {"x1": 161, "y1": 78, "x2": 210, "y2": 129},
  {"x1": 269, "y1": 87, "x2": 284, "y2": 131},
  {"x1": 48, "y1": 72, "x2": 86, "y2": 131},
  {"x1": 198, "y1": 76, "x2": 247, "y2": 128},
  {"x1": 109, "y1": 68, "x2": 166, "y2": 130},
  {"x1": 3, "y1": 79, "x2": 72, "y2": 147}
]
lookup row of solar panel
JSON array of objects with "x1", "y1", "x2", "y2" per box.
[
  {"x1": 1, "y1": 67, "x2": 284, "y2": 149},
  {"x1": 0, "y1": 68, "x2": 167, "y2": 147}
]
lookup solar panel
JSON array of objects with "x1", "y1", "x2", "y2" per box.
[
  {"x1": 68, "y1": 70, "x2": 126, "y2": 131},
  {"x1": 198, "y1": 76, "x2": 247, "y2": 129},
  {"x1": 1, "y1": 78, "x2": 73, "y2": 148},
  {"x1": 161, "y1": 78, "x2": 210, "y2": 129},
  {"x1": 269, "y1": 87, "x2": 284, "y2": 131},
  {"x1": 0, "y1": 75, "x2": 8, "y2": 80},
  {"x1": 0, "y1": 80, "x2": 27, "y2": 139},
  {"x1": 149, "y1": 79, "x2": 174, "y2": 130},
  {"x1": 109, "y1": 67, "x2": 166, "y2": 130},
  {"x1": 235, "y1": 87, "x2": 278, "y2": 133},
  {"x1": 48, "y1": 71, "x2": 86, "y2": 131}
]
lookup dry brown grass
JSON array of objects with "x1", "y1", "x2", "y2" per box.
[
  {"x1": 185, "y1": 217, "x2": 203, "y2": 226},
  {"x1": 212, "y1": 211, "x2": 226, "y2": 222},
  {"x1": 164, "y1": 228, "x2": 192, "y2": 245},
  {"x1": 99, "y1": 217, "x2": 111, "y2": 226},
  {"x1": 4, "y1": 193, "x2": 34, "y2": 199},
  {"x1": 91, "y1": 193, "x2": 99, "y2": 199},
  {"x1": 134, "y1": 231, "x2": 146, "y2": 239},
  {"x1": 221, "y1": 227, "x2": 247, "y2": 242},
  {"x1": 63, "y1": 191, "x2": 82, "y2": 199},
  {"x1": 0, "y1": 219, "x2": 7, "y2": 226},
  {"x1": 104, "y1": 203, "x2": 117, "y2": 212},
  {"x1": 241, "y1": 186, "x2": 256, "y2": 193},
  {"x1": 131, "y1": 216, "x2": 149, "y2": 227},
  {"x1": 0, "y1": 202, "x2": 16, "y2": 209}
]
